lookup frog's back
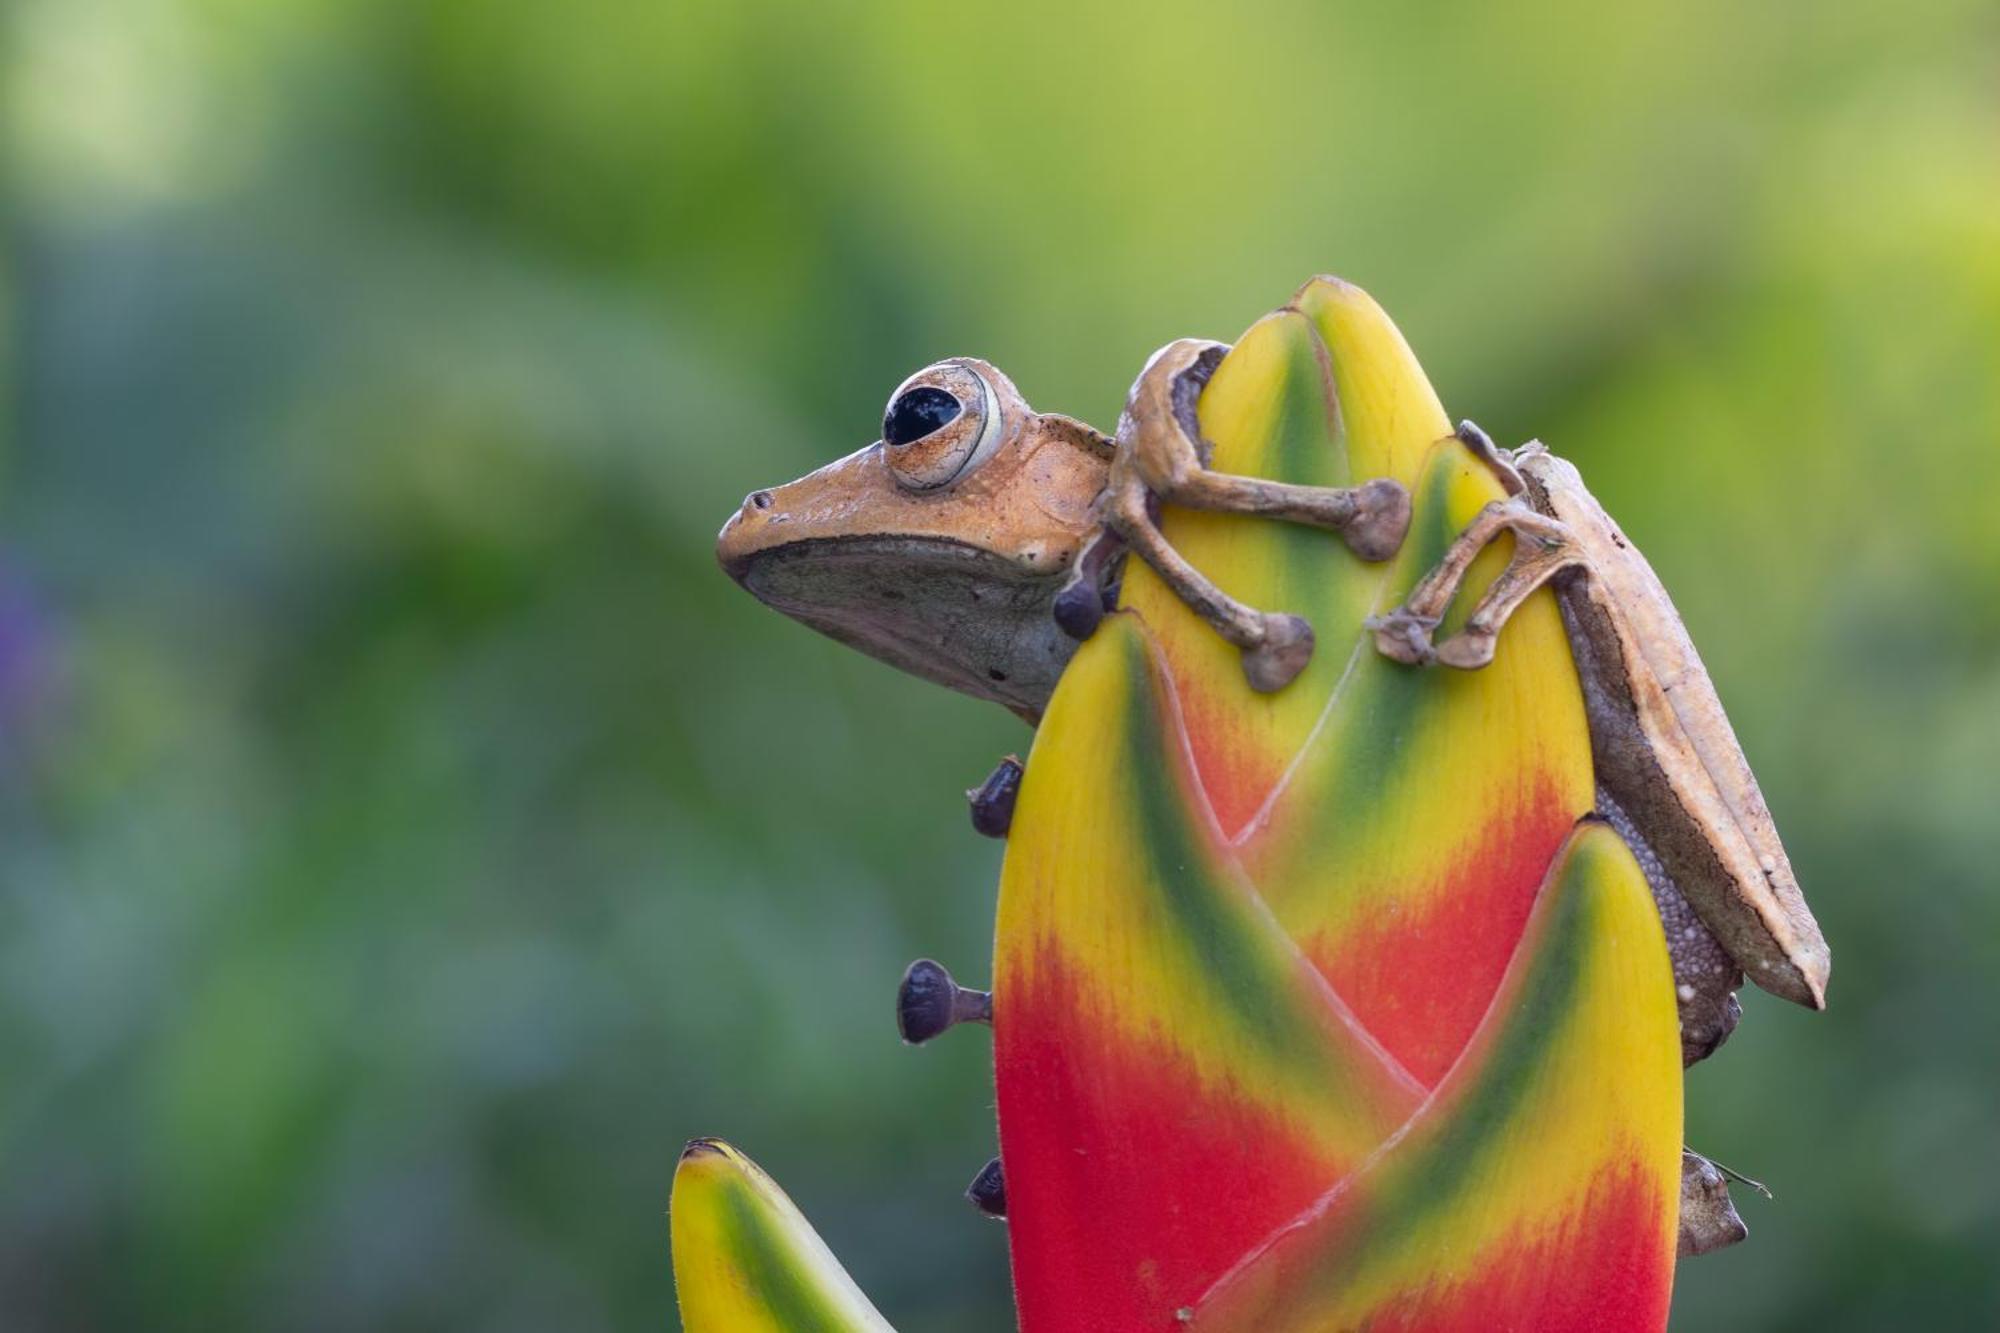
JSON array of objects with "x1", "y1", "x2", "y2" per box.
[{"x1": 1518, "y1": 446, "x2": 1830, "y2": 1008}]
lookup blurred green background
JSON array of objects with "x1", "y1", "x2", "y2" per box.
[{"x1": 2, "y1": 0, "x2": 1996, "y2": 1329}]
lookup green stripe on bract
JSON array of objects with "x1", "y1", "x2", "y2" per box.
[
  {"x1": 1128, "y1": 624, "x2": 1328, "y2": 1072},
  {"x1": 1259, "y1": 317, "x2": 1345, "y2": 489},
  {"x1": 1256, "y1": 436, "x2": 1504, "y2": 872},
  {"x1": 1288, "y1": 276, "x2": 1452, "y2": 490},
  {"x1": 720, "y1": 1179, "x2": 862, "y2": 1333},
  {"x1": 1341, "y1": 853, "x2": 1592, "y2": 1266},
  {"x1": 1115, "y1": 626, "x2": 1364, "y2": 1087},
  {"x1": 1335, "y1": 445, "x2": 1467, "y2": 789},
  {"x1": 1279, "y1": 827, "x2": 1632, "y2": 1304},
  {"x1": 1259, "y1": 328, "x2": 1361, "y2": 632}
]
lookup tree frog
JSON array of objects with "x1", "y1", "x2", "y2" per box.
[{"x1": 719, "y1": 347, "x2": 1826, "y2": 1043}]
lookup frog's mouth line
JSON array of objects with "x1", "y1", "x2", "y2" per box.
[
  {"x1": 722, "y1": 532, "x2": 991, "y2": 586},
  {"x1": 722, "y1": 535, "x2": 1079, "y2": 721}
]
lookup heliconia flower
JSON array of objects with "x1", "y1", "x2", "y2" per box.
[
  {"x1": 672, "y1": 278, "x2": 1685, "y2": 1332},
  {"x1": 994, "y1": 278, "x2": 1680, "y2": 1330}
]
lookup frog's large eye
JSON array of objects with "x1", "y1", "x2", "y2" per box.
[{"x1": 881, "y1": 360, "x2": 1004, "y2": 491}]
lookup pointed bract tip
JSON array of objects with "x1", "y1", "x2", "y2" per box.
[{"x1": 1288, "y1": 273, "x2": 1363, "y2": 307}]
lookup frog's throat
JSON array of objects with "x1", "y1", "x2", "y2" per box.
[{"x1": 723, "y1": 534, "x2": 1079, "y2": 723}]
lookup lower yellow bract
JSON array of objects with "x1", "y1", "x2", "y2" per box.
[
  {"x1": 671, "y1": 1139, "x2": 895, "y2": 1333},
  {"x1": 1195, "y1": 821, "x2": 1683, "y2": 1330}
]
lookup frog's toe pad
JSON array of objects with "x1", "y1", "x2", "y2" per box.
[
  {"x1": 1242, "y1": 614, "x2": 1315, "y2": 692},
  {"x1": 1366, "y1": 608, "x2": 1440, "y2": 665},
  {"x1": 1436, "y1": 628, "x2": 1499, "y2": 670},
  {"x1": 1052, "y1": 578, "x2": 1108, "y2": 641},
  {"x1": 1343, "y1": 477, "x2": 1414, "y2": 562}
]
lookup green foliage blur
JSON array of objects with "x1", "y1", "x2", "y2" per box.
[{"x1": 2, "y1": 1, "x2": 1996, "y2": 1329}]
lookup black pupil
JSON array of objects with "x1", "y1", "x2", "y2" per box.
[{"x1": 884, "y1": 386, "x2": 963, "y2": 446}]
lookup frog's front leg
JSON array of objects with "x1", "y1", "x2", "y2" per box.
[
  {"x1": 1102, "y1": 469, "x2": 1321, "y2": 692},
  {"x1": 1123, "y1": 340, "x2": 1411, "y2": 562},
  {"x1": 1078, "y1": 339, "x2": 1413, "y2": 693}
]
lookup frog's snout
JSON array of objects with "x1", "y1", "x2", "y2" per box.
[{"x1": 716, "y1": 489, "x2": 780, "y2": 581}]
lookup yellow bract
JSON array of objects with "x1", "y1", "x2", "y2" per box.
[{"x1": 671, "y1": 1140, "x2": 896, "y2": 1333}]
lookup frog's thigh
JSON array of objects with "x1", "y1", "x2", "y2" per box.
[{"x1": 1598, "y1": 788, "x2": 1744, "y2": 1067}]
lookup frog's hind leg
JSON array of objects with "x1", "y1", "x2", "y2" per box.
[
  {"x1": 1680, "y1": 1150, "x2": 1751, "y2": 1256},
  {"x1": 1599, "y1": 786, "x2": 1745, "y2": 1066},
  {"x1": 1369, "y1": 423, "x2": 1581, "y2": 670}
]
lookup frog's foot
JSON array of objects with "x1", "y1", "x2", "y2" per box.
[
  {"x1": 1105, "y1": 479, "x2": 1317, "y2": 692},
  {"x1": 896, "y1": 958, "x2": 992, "y2": 1045},
  {"x1": 1366, "y1": 606, "x2": 1444, "y2": 666},
  {"x1": 1452, "y1": 419, "x2": 1529, "y2": 496},
  {"x1": 1683, "y1": 990, "x2": 1744, "y2": 1066},
  {"x1": 966, "y1": 755, "x2": 1024, "y2": 838},
  {"x1": 1370, "y1": 424, "x2": 1579, "y2": 670},
  {"x1": 1680, "y1": 1150, "x2": 1752, "y2": 1256}
]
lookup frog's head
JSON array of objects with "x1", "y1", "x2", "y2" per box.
[{"x1": 717, "y1": 358, "x2": 1111, "y2": 722}]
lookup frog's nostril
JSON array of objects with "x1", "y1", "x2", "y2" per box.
[{"x1": 748, "y1": 490, "x2": 774, "y2": 511}]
